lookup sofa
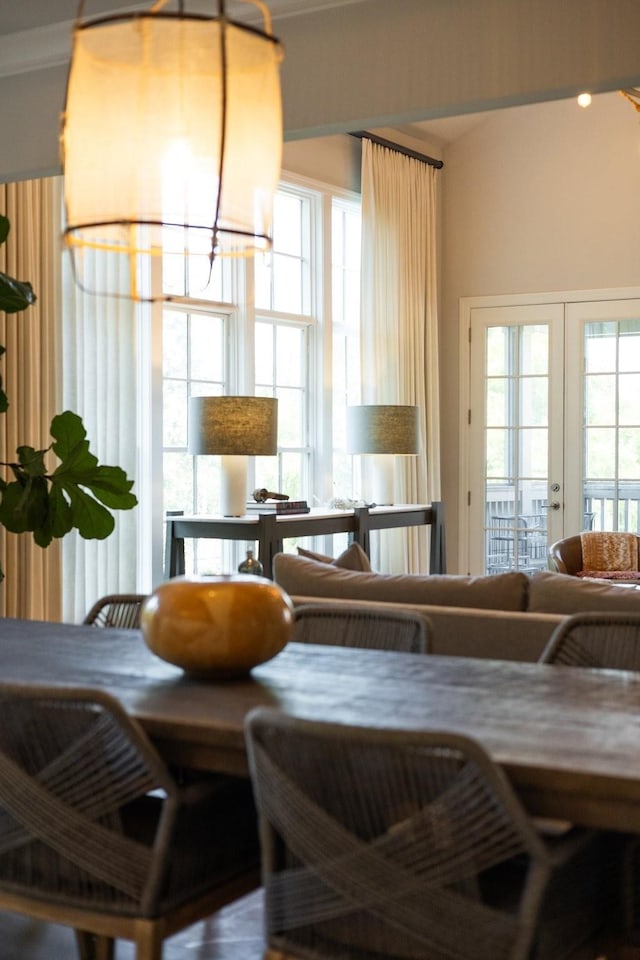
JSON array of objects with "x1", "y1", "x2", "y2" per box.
[{"x1": 274, "y1": 547, "x2": 640, "y2": 663}]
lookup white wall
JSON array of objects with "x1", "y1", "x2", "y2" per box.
[
  {"x1": 282, "y1": 135, "x2": 361, "y2": 192},
  {"x1": 440, "y1": 92, "x2": 640, "y2": 568}
]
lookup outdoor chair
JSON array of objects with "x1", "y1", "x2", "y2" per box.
[
  {"x1": 292, "y1": 602, "x2": 432, "y2": 653},
  {"x1": 245, "y1": 707, "x2": 616, "y2": 960},
  {"x1": 83, "y1": 594, "x2": 148, "y2": 629},
  {"x1": 0, "y1": 682, "x2": 260, "y2": 960},
  {"x1": 539, "y1": 612, "x2": 640, "y2": 668}
]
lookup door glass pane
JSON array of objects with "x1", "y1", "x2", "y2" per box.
[
  {"x1": 619, "y1": 429, "x2": 640, "y2": 479},
  {"x1": 486, "y1": 379, "x2": 507, "y2": 427},
  {"x1": 586, "y1": 374, "x2": 615, "y2": 425},
  {"x1": 619, "y1": 373, "x2": 640, "y2": 425},
  {"x1": 519, "y1": 377, "x2": 547, "y2": 427},
  {"x1": 520, "y1": 325, "x2": 547, "y2": 375},
  {"x1": 484, "y1": 324, "x2": 549, "y2": 574},
  {"x1": 584, "y1": 322, "x2": 617, "y2": 373},
  {"x1": 519, "y1": 428, "x2": 547, "y2": 477},
  {"x1": 619, "y1": 320, "x2": 640, "y2": 372},
  {"x1": 583, "y1": 319, "x2": 640, "y2": 530},
  {"x1": 486, "y1": 428, "x2": 509, "y2": 478},
  {"x1": 486, "y1": 327, "x2": 507, "y2": 376}
]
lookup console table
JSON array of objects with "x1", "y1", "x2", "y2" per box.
[{"x1": 165, "y1": 502, "x2": 445, "y2": 579}]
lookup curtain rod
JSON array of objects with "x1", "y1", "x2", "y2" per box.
[{"x1": 350, "y1": 130, "x2": 444, "y2": 170}]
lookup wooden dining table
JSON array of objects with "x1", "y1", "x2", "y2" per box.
[{"x1": 4, "y1": 616, "x2": 640, "y2": 833}]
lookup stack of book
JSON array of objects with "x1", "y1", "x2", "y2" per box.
[{"x1": 246, "y1": 499, "x2": 310, "y2": 515}]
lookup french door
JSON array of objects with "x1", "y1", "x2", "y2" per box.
[{"x1": 464, "y1": 293, "x2": 640, "y2": 575}]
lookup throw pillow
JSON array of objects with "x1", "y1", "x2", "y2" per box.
[{"x1": 297, "y1": 542, "x2": 372, "y2": 572}]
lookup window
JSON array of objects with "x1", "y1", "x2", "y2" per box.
[{"x1": 155, "y1": 175, "x2": 361, "y2": 579}]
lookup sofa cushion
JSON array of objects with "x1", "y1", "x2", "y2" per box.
[
  {"x1": 529, "y1": 570, "x2": 640, "y2": 614},
  {"x1": 274, "y1": 553, "x2": 529, "y2": 611},
  {"x1": 297, "y1": 542, "x2": 372, "y2": 572}
]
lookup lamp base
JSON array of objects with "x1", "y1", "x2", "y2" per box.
[
  {"x1": 220, "y1": 455, "x2": 248, "y2": 516},
  {"x1": 370, "y1": 455, "x2": 395, "y2": 506}
]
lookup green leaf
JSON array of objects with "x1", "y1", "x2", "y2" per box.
[
  {"x1": 50, "y1": 411, "x2": 88, "y2": 460},
  {"x1": 0, "y1": 477, "x2": 48, "y2": 533},
  {"x1": 84, "y1": 465, "x2": 138, "y2": 509},
  {"x1": 50, "y1": 412, "x2": 137, "y2": 508},
  {"x1": 0, "y1": 273, "x2": 37, "y2": 314},
  {"x1": 17, "y1": 445, "x2": 47, "y2": 477},
  {"x1": 46, "y1": 483, "x2": 74, "y2": 539},
  {"x1": 0, "y1": 215, "x2": 8, "y2": 246},
  {"x1": 61, "y1": 481, "x2": 116, "y2": 539}
]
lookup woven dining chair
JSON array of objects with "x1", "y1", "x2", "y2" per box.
[
  {"x1": 539, "y1": 611, "x2": 640, "y2": 668},
  {"x1": 83, "y1": 594, "x2": 148, "y2": 629},
  {"x1": 292, "y1": 602, "x2": 432, "y2": 653},
  {"x1": 245, "y1": 707, "x2": 615, "y2": 960},
  {"x1": 0, "y1": 682, "x2": 260, "y2": 960},
  {"x1": 539, "y1": 611, "x2": 640, "y2": 946}
]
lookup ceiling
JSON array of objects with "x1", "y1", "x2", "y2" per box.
[
  {"x1": 0, "y1": 0, "x2": 484, "y2": 147},
  {"x1": 0, "y1": 0, "x2": 598, "y2": 149},
  {"x1": 0, "y1": 0, "x2": 367, "y2": 36}
]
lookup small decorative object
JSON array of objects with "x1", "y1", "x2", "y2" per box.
[
  {"x1": 238, "y1": 548, "x2": 263, "y2": 576},
  {"x1": 141, "y1": 575, "x2": 293, "y2": 679},
  {"x1": 252, "y1": 488, "x2": 290, "y2": 502},
  {"x1": 246, "y1": 499, "x2": 310, "y2": 515}
]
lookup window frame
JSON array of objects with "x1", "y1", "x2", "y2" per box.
[{"x1": 145, "y1": 171, "x2": 360, "y2": 585}]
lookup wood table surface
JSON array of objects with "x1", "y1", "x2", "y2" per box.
[{"x1": 3, "y1": 617, "x2": 640, "y2": 832}]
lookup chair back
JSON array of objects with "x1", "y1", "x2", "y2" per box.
[
  {"x1": 292, "y1": 602, "x2": 431, "y2": 653},
  {"x1": 83, "y1": 594, "x2": 148, "y2": 629},
  {"x1": 540, "y1": 611, "x2": 640, "y2": 669},
  {"x1": 548, "y1": 532, "x2": 640, "y2": 578},
  {"x1": 548, "y1": 535, "x2": 583, "y2": 575},
  {"x1": 0, "y1": 682, "x2": 175, "y2": 916},
  {"x1": 245, "y1": 707, "x2": 603, "y2": 960}
]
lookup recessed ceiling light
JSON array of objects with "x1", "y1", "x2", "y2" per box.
[{"x1": 577, "y1": 92, "x2": 592, "y2": 108}]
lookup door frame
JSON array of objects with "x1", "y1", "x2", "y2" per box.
[{"x1": 458, "y1": 286, "x2": 640, "y2": 575}]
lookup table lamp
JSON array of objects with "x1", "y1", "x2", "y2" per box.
[
  {"x1": 189, "y1": 396, "x2": 278, "y2": 516},
  {"x1": 347, "y1": 404, "x2": 420, "y2": 505}
]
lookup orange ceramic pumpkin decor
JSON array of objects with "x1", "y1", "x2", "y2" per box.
[{"x1": 141, "y1": 575, "x2": 294, "y2": 678}]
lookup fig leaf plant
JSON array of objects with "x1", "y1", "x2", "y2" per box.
[{"x1": 0, "y1": 214, "x2": 138, "y2": 582}]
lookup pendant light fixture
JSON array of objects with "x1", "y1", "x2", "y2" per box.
[{"x1": 61, "y1": 0, "x2": 284, "y2": 300}]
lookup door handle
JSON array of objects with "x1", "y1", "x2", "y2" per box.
[{"x1": 547, "y1": 501, "x2": 561, "y2": 510}]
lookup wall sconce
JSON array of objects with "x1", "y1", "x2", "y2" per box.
[
  {"x1": 189, "y1": 396, "x2": 278, "y2": 516},
  {"x1": 347, "y1": 404, "x2": 420, "y2": 505},
  {"x1": 61, "y1": 0, "x2": 284, "y2": 300}
]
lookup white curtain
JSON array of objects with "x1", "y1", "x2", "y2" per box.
[
  {"x1": 360, "y1": 138, "x2": 441, "y2": 573},
  {"x1": 0, "y1": 178, "x2": 62, "y2": 620},
  {"x1": 61, "y1": 238, "x2": 139, "y2": 623}
]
